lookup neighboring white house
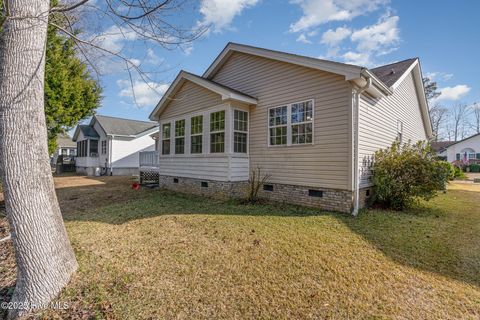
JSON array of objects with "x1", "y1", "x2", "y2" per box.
[
  {"x1": 50, "y1": 134, "x2": 76, "y2": 166},
  {"x1": 149, "y1": 43, "x2": 432, "y2": 214},
  {"x1": 439, "y1": 133, "x2": 480, "y2": 163},
  {"x1": 73, "y1": 115, "x2": 159, "y2": 176}
]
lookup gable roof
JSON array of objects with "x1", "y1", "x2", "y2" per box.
[
  {"x1": 93, "y1": 115, "x2": 158, "y2": 136},
  {"x1": 431, "y1": 141, "x2": 455, "y2": 152},
  {"x1": 57, "y1": 134, "x2": 76, "y2": 148},
  {"x1": 73, "y1": 115, "x2": 158, "y2": 141},
  {"x1": 202, "y1": 42, "x2": 393, "y2": 97},
  {"x1": 76, "y1": 124, "x2": 99, "y2": 139},
  {"x1": 149, "y1": 70, "x2": 257, "y2": 120},
  {"x1": 443, "y1": 133, "x2": 480, "y2": 150},
  {"x1": 149, "y1": 43, "x2": 432, "y2": 137},
  {"x1": 371, "y1": 58, "x2": 418, "y2": 87}
]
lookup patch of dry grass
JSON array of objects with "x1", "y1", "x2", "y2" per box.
[{"x1": 1, "y1": 177, "x2": 480, "y2": 319}]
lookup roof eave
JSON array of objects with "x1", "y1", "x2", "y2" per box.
[
  {"x1": 149, "y1": 70, "x2": 258, "y2": 121},
  {"x1": 203, "y1": 42, "x2": 363, "y2": 81}
]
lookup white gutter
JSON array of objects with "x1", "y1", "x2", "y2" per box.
[{"x1": 352, "y1": 76, "x2": 371, "y2": 216}]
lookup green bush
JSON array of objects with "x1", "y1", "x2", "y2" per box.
[
  {"x1": 454, "y1": 166, "x2": 467, "y2": 179},
  {"x1": 469, "y1": 164, "x2": 480, "y2": 173},
  {"x1": 439, "y1": 161, "x2": 456, "y2": 181},
  {"x1": 372, "y1": 141, "x2": 451, "y2": 210}
]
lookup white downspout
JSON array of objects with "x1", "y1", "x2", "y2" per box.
[
  {"x1": 352, "y1": 76, "x2": 371, "y2": 216},
  {"x1": 109, "y1": 135, "x2": 114, "y2": 175}
]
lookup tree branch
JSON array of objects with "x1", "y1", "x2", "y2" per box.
[{"x1": 50, "y1": 0, "x2": 90, "y2": 13}]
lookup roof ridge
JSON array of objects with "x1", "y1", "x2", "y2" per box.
[
  {"x1": 371, "y1": 58, "x2": 418, "y2": 70},
  {"x1": 95, "y1": 114, "x2": 156, "y2": 124}
]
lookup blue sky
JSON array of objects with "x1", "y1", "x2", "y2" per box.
[{"x1": 85, "y1": 0, "x2": 479, "y2": 126}]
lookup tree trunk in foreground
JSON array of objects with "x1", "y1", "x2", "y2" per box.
[{"x1": 0, "y1": 1, "x2": 78, "y2": 319}]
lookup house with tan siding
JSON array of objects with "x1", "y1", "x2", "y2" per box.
[{"x1": 149, "y1": 43, "x2": 432, "y2": 214}]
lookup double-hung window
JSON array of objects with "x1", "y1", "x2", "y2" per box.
[
  {"x1": 291, "y1": 101, "x2": 313, "y2": 144},
  {"x1": 268, "y1": 99, "x2": 314, "y2": 146},
  {"x1": 175, "y1": 119, "x2": 185, "y2": 154},
  {"x1": 210, "y1": 110, "x2": 225, "y2": 153},
  {"x1": 269, "y1": 106, "x2": 288, "y2": 146},
  {"x1": 89, "y1": 140, "x2": 98, "y2": 156},
  {"x1": 101, "y1": 140, "x2": 107, "y2": 154},
  {"x1": 162, "y1": 123, "x2": 171, "y2": 155},
  {"x1": 234, "y1": 110, "x2": 248, "y2": 153},
  {"x1": 397, "y1": 120, "x2": 403, "y2": 144},
  {"x1": 191, "y1": 115, "x2": 203, "y2": 154}
]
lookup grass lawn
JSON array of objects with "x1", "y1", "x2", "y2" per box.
[{"x1": 1, "y1": 176, "x2": 480, "y2": 319}]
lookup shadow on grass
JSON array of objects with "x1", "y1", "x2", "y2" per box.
[{"x1": 3, "y1": 176, "x2": 478, "y2": 298}]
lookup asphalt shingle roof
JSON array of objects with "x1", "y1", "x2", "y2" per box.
[
  {"x1": 57, "y1": 134, "x2": 76, "y2": 148},
  {"x1": 370, "y1": 58, "x2": 417, "y2": 87},
  {"x1": 78, "y1": 125, "x2": 99, "y2": 138},
  {"x1": 95, "y1": 115, "x2": 157, "y2": 136},
  {"x1": 431, "y1": 141, "x2": 455, "y2": 152}
]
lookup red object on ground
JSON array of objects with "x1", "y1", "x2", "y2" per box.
[{"x1": 131, "y1": 183, "x2": 140, "y2": 190}]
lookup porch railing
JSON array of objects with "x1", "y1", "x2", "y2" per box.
[{"x1": 139, "y1": 151, "x2": 159, "y2": 168}]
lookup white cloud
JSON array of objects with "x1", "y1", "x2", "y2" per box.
[
  {"x1": 128, "y1": 58, "x2": 141, "y2": 67},
  {"x1": 95, "y1": 25, "x2": 138, "y2": 52},
  {"x1": 350, "y1": 14, "x2": 399, "y2": 52},
  {"x1": 146, "y1": 49, "x2": 163, "y2": 65},
  {"x1": 337, "y1": 14, "x2": 400, "y2": 66},
  {"x1": 296, "y1": 34, "x2": 312, "y2": 44},
  {"x1": 320, "y1": 27, "x2": 351, "y2": 46},
  {"x1": 198, "y1": 0, "x2": 260, "y2": 33},
  {"x1": 434, "y1": 85, "x2": 471, "y2": 102},
  {"x1": 289, "y1": 0, "x2": 387, "y2": 32},
  {"x1": 426, "y1": 71, "x2": 453, "y2": 82},
  {"x1": 342, "y1": 51, "x2": 370, "y2": 65},
  {"x1": 117, "y1": 80, "x2": 170, "y2": 107}
]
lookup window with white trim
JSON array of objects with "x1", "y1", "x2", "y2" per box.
[
  {"x1": 397, "y1": 120, "x2": 403, "y2": 144},
  {"x1": 291, "y1": 100, "x2": 313, "y2": 144},
  {"x1": 234, "y1": 110, "x2": 248, "y2": 153},
  {"x1": 101, "y1": 140, "x2": 107, "y2": 154},
  {"x1": 162, "y1": 123, "x2": 171, "y2": 155},
  {"x1": 210, "y1": 110, "x2": 225, "y2": 153},
  {"x1": 269, "y1": 106, "x2": 287, "y2": 146},
  {"x1": 268, "y1": 100, "x2": 314, "y2": 146},
  {"x1": 175, "y1": 119, "x2": 185, "y2": 154},
  {"x1": 190, "y1": 115, "x2": 203, "y2": 154}
]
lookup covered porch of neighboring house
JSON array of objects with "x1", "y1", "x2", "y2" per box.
[
  {"x1": 457, "y1": 148, "x2": 480, "y2": 164},
  {"x1": 139, "y1": 151, "x2": 159, "y2": 184}
]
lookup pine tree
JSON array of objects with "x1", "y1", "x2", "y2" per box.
[{"x1": 44, "y1": 23, "x2": 102, "y2": 153}]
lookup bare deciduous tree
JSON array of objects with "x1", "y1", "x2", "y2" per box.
[
  {"x1": 429, "y1": 103, "x2": 448, "y2": 141},
  {"x1": 0, "y1": 0, "x2": 205, "y2": 318},
  {"x1": 450, "y1": 103, "x2": 469, "y2": 141},
  {"x1": 472, "y1": 102, "x2": 480, "y2": 134}
]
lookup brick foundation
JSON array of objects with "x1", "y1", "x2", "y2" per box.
[
  {"x1": 159, "y1": 175, "x2": 248, "y2": 199},
  {"x1": 159, "y1": 175, "x2": 354, "y2": 213}
]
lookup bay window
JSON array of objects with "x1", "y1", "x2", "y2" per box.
[
  {"x1": 191, "y1": 115, "x2": 203, "y2": 154},
  {"x1": 210, "y1": 110, "x2": 225, "y2": 153},
  {"x1": 175, "y1": 119, "x2": 185, "y2": 154},
  {"x1": 162, "y1": 123, "x2": 171, "y2": 155}
]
